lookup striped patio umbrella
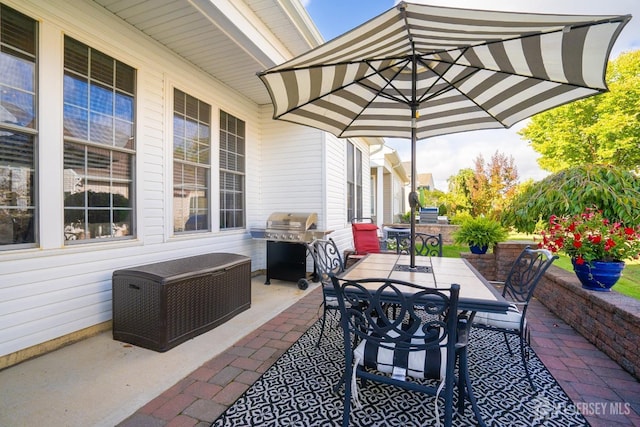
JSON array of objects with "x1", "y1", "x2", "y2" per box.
[{"x1": 258, "y1": 1, "x2": 631, "y2": 268}]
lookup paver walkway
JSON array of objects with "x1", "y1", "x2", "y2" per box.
[{"x1": 117, "y1": 286, "x2": 640, "y2": 427}]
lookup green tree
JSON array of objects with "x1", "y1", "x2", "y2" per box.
[
  {"x1": 502, "y1": 164, "x2": 640, "y2": 233},
  {"x1": 446, "y1": 168, "x2": 474, "y2": 216},
  {"x1": 470, "y1": 156, "x2": 491, "y2": 216},
  {"x1": 417, "y1": 187, "x2": 447, "y2": 213},
  {"x1": 469, "y1": 151, "x2": 519, "y2": 218},
  {"x1": 520, "y1": 50, "x2": 640, "y2": 171}
]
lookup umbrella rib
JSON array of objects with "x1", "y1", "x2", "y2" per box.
[
  {"x1": 359, "y1": 58, "x2": 413, "y2": 105},
  {"x1": 336, "y1": 59, "x2": 414, "y2": 137},
  {"x1": 414, "y1": 48, "x2": 473, "y2": 105},
  {"x1": 263, "y1": 63, "x2": 390, "y2": 120},
  {"x1": 413, "y1": 16, "x2": 627, "y2": 90},
  {"x1": 417, "y1": 50, "x2": 512, "y2": 126},
  {"x1": 412, "y1": 48, "x2": 501, "y2": 123},
  {"x1": 270, "y1": 58, "x2": 424, "y2": 128}
]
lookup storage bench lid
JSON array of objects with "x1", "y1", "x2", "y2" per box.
[{"x1": 112, "y1": 253, "x2": 250, "y2": 283}]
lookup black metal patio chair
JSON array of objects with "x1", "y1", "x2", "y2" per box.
[
  {"x1": 472, "y1": 246, "x2": 558, "y2": 391},
  {"x1": 306, "y1": 238, "x2": 346, "y2": 347},
  {"x1": 330, "y1": 276, "x2": 485, "y2": 427},
  {"x1": 392, "y1": 232, "x2": 443, "y2": 257}
]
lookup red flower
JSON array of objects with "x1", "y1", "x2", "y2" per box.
[
  {"x1": 538, "y1": 207, "x2": 640, "y2": 263},
  {"x1": 604, "y1": 238, "x2": 616, "y2": 251}
]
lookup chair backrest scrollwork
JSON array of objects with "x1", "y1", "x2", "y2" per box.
[
  {"x1": 393, "y1": 232, "x2": 443, "y2": 257},
  {"x1": 503, "y1": 246, "x2": 558, "y2": 304},
  {"x1": 307, "y1": 238, "x2": 344, "y2": 283}
]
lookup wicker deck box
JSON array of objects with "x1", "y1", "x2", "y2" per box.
[{"x1": 112, "y1": 253, "x2": 251, "y2": 352}]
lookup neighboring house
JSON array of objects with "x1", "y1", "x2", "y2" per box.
[
  {"x1": 370, "y1": 143, "x2": 409, "y2": 227},
  {"x1": 402, "y1": 161, "x2": 437, "y2": 193},
  {"x1": 416, "y1": 173, "x2": 436, "y2": 192},
  {"x1": 0, "y1": 0, "x2": 377, "y2": 368}
]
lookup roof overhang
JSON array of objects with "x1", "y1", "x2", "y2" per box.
[{"x1": 93, "y1": 0, "x2": 323, "y2": 105}]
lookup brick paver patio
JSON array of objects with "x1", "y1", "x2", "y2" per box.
[{"x1": 117, "y1": 286, "x2": 640, "y2": 427}]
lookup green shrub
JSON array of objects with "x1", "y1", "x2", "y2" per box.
[{"x1": 452, "y1": 216, "x2": 508, "y2": 248}]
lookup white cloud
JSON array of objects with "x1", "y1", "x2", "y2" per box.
[{"x1": 386, "y1": 122, "x2": 551, "y2": 191}]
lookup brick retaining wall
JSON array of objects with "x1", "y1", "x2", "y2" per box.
[
  {"x1": 461, "y1": 252, "x2": 496, "y2": 281},
  {"x1": 463, "y1": 241, "x2": 640, "y2": 381},
  {"x1": 536, "y1": 266, "x2": 640, "y2": 379}
]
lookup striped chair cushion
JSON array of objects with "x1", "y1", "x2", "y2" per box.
[
  {"x1": 473, "y1": 303, "x2": 522, "y2": 331},
  {"x1": 353, "y1": 327, "x2": 446, "y2": 381}
]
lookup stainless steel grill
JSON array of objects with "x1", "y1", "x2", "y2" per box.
[
  {"x1": 250, "y1": 212, "x2": 333, "y2": 288},
  {"x1": 250, "y1": 212, "x2": 329, "y2": 242}
]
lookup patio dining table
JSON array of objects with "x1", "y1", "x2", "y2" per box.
[{"x1": 338, "y1": 253, "x2": 510, "y2": 314}]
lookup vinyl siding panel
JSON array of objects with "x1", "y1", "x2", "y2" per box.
[
  {"x1": 323, "y1": 136, "x2": 372, "y2": 254},
  {"x1": 260, "y1": 116, "x2": 325, "y2": 223},
  {"x1": 0, "y1": 0, "x2": 262, "y2": 358}
]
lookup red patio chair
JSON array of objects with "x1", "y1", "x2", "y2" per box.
[{"x1": 344, "y1": 218, "x2": 381, "y2": 267}]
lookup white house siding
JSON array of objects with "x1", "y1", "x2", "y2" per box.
[
  {"x1": 384, "y1": 168, "x2": 408, "y2": 224},
  {"x1": 324, "y1": 134, "x2": 350, "y2": 250},
  {"x1": 257, "y1": 108, "x2": 360, "y2": 266},
  {"x1": 328, "y1": 136, "x2": 372, "y2": 253},
  {"x1": 370, "y1": 145, "x2": 407, "y2": 228},
  {"x1": 384, "y1": 173, "x2": 393, "y2": 223},
  {"x1": 0, "y1": 0, "x2": 272, "y2": 360},
  {"x1": 259, "y1": 114, "x2": 325, "y2": 221},
  {"x1": 257, "y1": 108, "x2": 370, "y2": 262}
]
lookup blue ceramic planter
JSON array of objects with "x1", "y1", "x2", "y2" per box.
[
  {"x1": 571, "y1": 259, "x2": 625, "y2": 292},
  {"x1": 469, "y1": 245, "x2": 488, "y2": 254}
]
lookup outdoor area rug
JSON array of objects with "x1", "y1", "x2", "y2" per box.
[{"x1": 211, "y1": 317, "x2": 589, "y2": 426}]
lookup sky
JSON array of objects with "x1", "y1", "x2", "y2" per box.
[{"x1": 302, "y1": 0, "x2": 640, "y2": 191}]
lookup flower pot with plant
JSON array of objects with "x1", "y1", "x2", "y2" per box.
[
  {"x1": 539, "y1": 207, "x2": 640, "y2": 291},
  {"x1": 453, "y1": 217, "x2": 508, "y2": 254}
]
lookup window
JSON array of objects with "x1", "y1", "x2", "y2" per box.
[
  {"x1": 173, "y1": 89, "x2": 210, "y2": 233},
  {"x1": 0, "y1": 5, "x2": 37, "y2": 248},
  {"x1": 346, "y1": 141, "x2": 363, "y2": 221},
  {"x1": 219, "y1": 111, "x2": 245, "y2": 229},
  {"x1": 63, "y1": 36, "x2": 135, "y2": 242}
]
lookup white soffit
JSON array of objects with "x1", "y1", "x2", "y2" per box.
[{"x1": 93, "y1": 0, "x2": 319, "y2": 105}]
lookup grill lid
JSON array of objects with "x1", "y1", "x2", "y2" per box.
[{"x1": 266, "y1": 212, "x2": 317, "y2": 231}]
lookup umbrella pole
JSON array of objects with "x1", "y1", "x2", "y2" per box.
[
  {"x1": 409, "y1": 51, "x2": 418, "y2": 269},
  {"x1": 409, "y1": 117, "x2": 417, "y2": 269}
]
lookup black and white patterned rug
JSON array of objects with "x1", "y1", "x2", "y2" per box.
[{"x1": 211, "y1": 316, "x2": 589, "y2": 426}]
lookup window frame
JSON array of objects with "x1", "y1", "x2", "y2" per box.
[
  {"x1": 346, "y1": 141, "x2": 363, "y2": 222},
  {"x1": 0, "y1": 4, "x2": 38, "y2": 250},
  {"x1": 219, "y1": 110, "x2": 245, "y2": 230},
  {"x1": 62, "y1": 35, "x2": 136, "y2": 244},
  {"x1": 172, "y1": 87, "x2": 211, "y2": 234}
]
